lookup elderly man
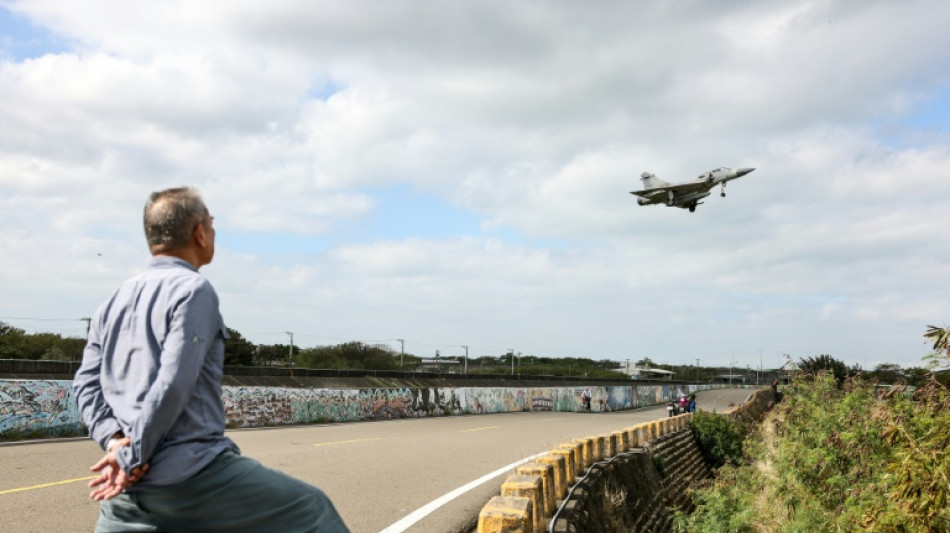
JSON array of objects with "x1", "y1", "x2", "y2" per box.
[{"x1": 74, "y1": 187, "x2": 349, "y2": 532}]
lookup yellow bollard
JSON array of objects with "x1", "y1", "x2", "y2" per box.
[
  {"x1": 572, "y1": 438, "x2": 592, "y2": 470},
  {"x1": 536, "y1": 453, "x2": 568, "y2": 500},
  {"x1": 633, "y1": 424, "x2": 647, "y2": 447},
  {"x1": 501, "y1": 475, "x2": 544, "y2": 533},
  {"x1": 517, "y1": 462, "x2": 556, "y2": 517},
  {"x1": 551, "y1": 444, "x2": 580, "y2": 485},
  {"x1": 623, "y1": 427, "x2": 637, "y2": 448},
  {"x1": 589, "y1": 435, "x2": 606, "y2": 462},
  {"x1": 611, "y1": 431, "x2": 627, "y2": 454},
  {"x1": 477, "y1": 495, "x2": 533, "y2": 533}
]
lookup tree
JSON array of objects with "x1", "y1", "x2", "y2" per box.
[
  {"x1": 295, "y1": 342, "x2": 400, "y2": 371},
  {"x1": 924, "y1": 325, "x2": 950, "y2": 370},
  {"x1": 902, "y1": 367, "x2": 931, "y2": 387},
  {"x1": 869, "y1": 363, "x2": 903, "y2": 385},
  {"x1": 797, "y1": 354, "x2": 855, "y2": 386},
  {"x1": 0, "y1": 324, "x2": 84, "y2": 361},
  {"x1": 223, "y1": 328, "x2": 256, "y2": 366},
  {"x1": 296, "y1": 345, "x2": 346, "y2": 369},
  {"x1": 0, "y1": 321, "x2": 23, "y2": 336},
  {"x1": 0, "y1": 322, "x2": 27, "y2": 359}
]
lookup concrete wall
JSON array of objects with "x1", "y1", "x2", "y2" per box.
[
  {"x1": 0, "y1": 380, "x2": 82, "y2": 438},
  {"x1": 0, "y1": 379, "x2": 725, "y2": 439},
  {"x1": 219, "y1": 383, "x2": 709, "y2": 427},
  {"x1": 477, "y1": 388, "x2": 777, "y2": 533}
]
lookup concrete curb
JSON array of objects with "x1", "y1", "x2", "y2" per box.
[
  {"x1": 476, "y1": 387, "x2": 776, "y2": 533},
  {"x1": 475, "y1": 412, "x2": 695, "y2": 533}
]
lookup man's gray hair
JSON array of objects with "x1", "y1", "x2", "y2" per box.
[{"x1": 144, "y1": 187, "x2": 209, "y2": 250}]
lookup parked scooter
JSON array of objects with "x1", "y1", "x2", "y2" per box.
[
  {"x1": 666, "y1": 399, "x2": 684, "y2": 417},
  {"x1": 667, "y1": 395, "x2": 690, "y2": 416}
]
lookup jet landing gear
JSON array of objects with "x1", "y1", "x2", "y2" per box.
[
  {"x1": 689, "y1": 202, "x2": 697, "y2": 213},
  {"x1": 720, "y1": 182, "x2": 727, "y2": 197}
]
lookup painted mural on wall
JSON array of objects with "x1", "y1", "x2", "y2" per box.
[
  {"x1": 1, "y1": 379, "x2": 732, "y2": 437},
  {"x1": 0, "y1": 380, "x2": 81, "y2": 436}
]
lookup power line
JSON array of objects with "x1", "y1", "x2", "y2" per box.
[{"x1": 0, "y1": 316, "x2": 88, "y2": 322}]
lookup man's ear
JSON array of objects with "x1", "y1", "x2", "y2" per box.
[{"x1": 193, "y1": 222, "x2": 209, "y2": 248}]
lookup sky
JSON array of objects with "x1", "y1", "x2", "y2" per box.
[{"x1": 2, "y1": 0, "x2": 949, "y2": 371}]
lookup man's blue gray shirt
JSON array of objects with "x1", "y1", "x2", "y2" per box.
[{"x1": 74, "y1": 256, "x2": 238, "y2": 489}]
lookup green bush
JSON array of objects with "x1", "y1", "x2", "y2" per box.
[
  {"x1": 672, "y1": 465, "x2": 760, "y2": 533},
  {"x1": 674, "y1": 370, "x2": 950, "y2": 533},
  {"x1": 688, "y1": 410, "x2": 746, "y2": 469}
]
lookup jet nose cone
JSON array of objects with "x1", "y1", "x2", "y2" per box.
[{"x1": 736, "y1": 167, "x2": 755, "y2": 177}]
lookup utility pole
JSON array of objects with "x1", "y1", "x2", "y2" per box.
[
  {"x1": 758, "y1": 349, "x2": 763, "y2": 385},
  {"x1": 80, "y1": 317, "x2": 91, "y2": 336},
  {"x1": 397, "y1": 338, "x2": 405, "y2": 368},
  {"x1": 285, "y1": 331, "x2": 294, "y2": 367},
  {"x1": 696, "y1": 358, "x2": 700, "y2": 382},
  {"x1": 462, "y1": 345, "x2": 468, "y2": 375},
  {"x1": 730, "y1": 351, "x2": 735, "y2": 385},
  {"x1": 508, "y1": 349, "x2": 514, "y2": 375}
]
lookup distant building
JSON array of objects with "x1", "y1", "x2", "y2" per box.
[
  {"x1": 620, "y1": 364, "x2": 676, "y2": 380},
  {"x1": 416, "y1": 357, "x2": 461, "y2": 373},
  {"x1": 714, "y1": 373, "x2": 748, "y2": 383}
]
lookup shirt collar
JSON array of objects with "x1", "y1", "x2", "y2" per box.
[{"x1": 148, "y1": 255, "x2": 198, "y2": 272}]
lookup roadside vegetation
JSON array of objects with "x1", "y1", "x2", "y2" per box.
[
  {"x1": 0, "y1": 321, "x2": 628, "y2": 377},
  {"x1": 2, "y1": 321, "x2": 940, "y2": 384},
  {"x1": 673, "y1": 325, "x2": 950, "y2": 533}
]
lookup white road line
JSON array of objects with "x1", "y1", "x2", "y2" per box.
[{"x1": 377, "y1": 451, "x2": 547, "y2": 533}]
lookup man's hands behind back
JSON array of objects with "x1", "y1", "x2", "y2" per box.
[{"x1": 87, "y1": 437, "x2": 150, "y2": 501}]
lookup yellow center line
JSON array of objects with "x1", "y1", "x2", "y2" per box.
[
  {"x1": 0, "y1": 475, "x2": 97, "y2": 496},
  {"x1": 461, "y1": 426, "x2": 497, "y2": 433},
  {"x1": 313, "y1": 437, "x2": 384, "y2": 447}
]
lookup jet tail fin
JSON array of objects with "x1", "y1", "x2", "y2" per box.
[{"x1": 640, "y1": 172, "x2": 670, "y2": 190}]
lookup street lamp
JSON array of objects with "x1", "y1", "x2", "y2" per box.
[{"x1": 285, "y1": 331, "x2": 294, "y2": 367}]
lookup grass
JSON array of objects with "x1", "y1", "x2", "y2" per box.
[{"x1": 672, "y1": 372, "x2": 950, "y2": 533}]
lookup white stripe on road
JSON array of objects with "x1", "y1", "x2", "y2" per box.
[{"x1": 377, "y1": 452, "x2": 547, "y2": 533}]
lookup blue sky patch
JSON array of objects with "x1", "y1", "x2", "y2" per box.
[
  {"x1": 219, "y1": 184, "x2": 495, "y2": 256},
  {"x1": 872, "y1": 87, "x2": 950, "y2": 149},
  {"x1": 901, "y1": 89, "x2": 950, "y2": 132},
  {"x1": 353, "y1": 184, "x2": 482, "y2": 241},
  {"x1": 0, "y1": 7, "x2": 70, "y2": 60},
  {"x1": 307, "y1": 77, "x2": 343, "y2": 101}
]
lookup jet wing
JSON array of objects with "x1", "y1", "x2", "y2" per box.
[{"x1": 630, "y1": 181, "x2": 709, "y2": 197}]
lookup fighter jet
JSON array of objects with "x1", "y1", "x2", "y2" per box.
[{"x1": 630, "y1": 167, "x2": 755, "y2": 213}]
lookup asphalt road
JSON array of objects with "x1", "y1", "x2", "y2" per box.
[{"x1": 0, "y1": 388, "x2": 754, "y2": 533}]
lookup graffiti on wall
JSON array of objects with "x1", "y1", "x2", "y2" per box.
[
  {"x1": 0, "y1": 380, "x2": 82, "y2": 436},
  {"x1": 1, "y1": 379, "x2": 728, "y2": 437},
  {"x1": 218, "y1": 383, "x2": 726, "y2": 427}
]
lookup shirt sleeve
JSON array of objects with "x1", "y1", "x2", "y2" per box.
[
  {"x1": 116, "y1": 281, "x2": 221, "y2": 473},
  {"x1": 73, "y1": 312, "x2": 122, "y2": 450}
]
